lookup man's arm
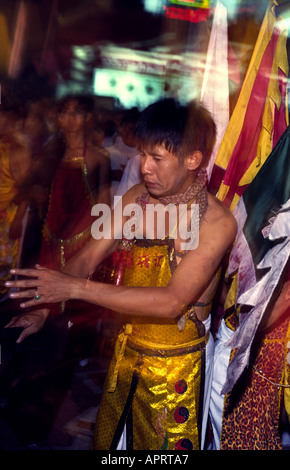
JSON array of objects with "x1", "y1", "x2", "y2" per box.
[
  {"x1": 62, "y1": 236, "x2": 118, "y2": 277},
  {"x1": 70, "y1": 205, "x2": 237, "y2": 318},
  {"x1": 9, "y1": 201, "x2": 237, "y2": 318}
]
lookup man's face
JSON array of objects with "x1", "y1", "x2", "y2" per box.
[
  {"x1": 140, "y1": 144, "x2": 191, "y2": 199},
  {"x1": 119, "y1": 122, "x2": 136, "y2": 148},
  {"x1": 58, "y1": 100, "x2": 88, "y2": 133}
]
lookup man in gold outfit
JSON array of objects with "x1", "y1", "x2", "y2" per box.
[{"x1": 6, "y1": 98, "x2": 237, "y2": 450}]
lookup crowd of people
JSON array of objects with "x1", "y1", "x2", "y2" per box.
[
  {"x1": 0, "y1": 83, "x2": 141, "y2": 293},
  {"x1": 0, "y1": 80, "x2": 141, "y2": 447},
  {"x1": 0, "y1": 78, "x2": 289, "y2": 451}
]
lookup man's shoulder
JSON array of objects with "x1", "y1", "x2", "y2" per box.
[
  {"x1": 204, "y1": 193, "x2": 238, "y2": 238},
  {"x1": 207, "y1": 193, "x2": 235, "y2": 218}
]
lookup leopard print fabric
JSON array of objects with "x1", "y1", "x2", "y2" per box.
[{"x1": 220, "y1": 315, "x2": 290, "y2": 450}]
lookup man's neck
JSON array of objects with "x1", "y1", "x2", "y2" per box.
[{"x1": 158, "y1": 169, "x2": 207, "y2": 205}]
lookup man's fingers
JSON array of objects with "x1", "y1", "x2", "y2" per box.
[
  {"x1": 19, "y1": 299, "x2": 43, "y2": 309},
  {"x1": 15, "y1": 327, "x2": 34, "y2": 343},
  {"x1": 4, "y1": 318, "x2": 19, "y2": 328},
  {"x1": 10, "y1": 268, "x2": 40, "y2": 277},
  {"x1": 4, "y1": 318, "x2": 31, "y2": 342},
  {"x1": 6, "y1": 279, "x2": 41, "y2": 289},
  {"x1": 9, "y1": 288, "x2": 38, "y2": 299},
  {"x1": 5, "y1": 318, "x2": 29, "y2": 329}
]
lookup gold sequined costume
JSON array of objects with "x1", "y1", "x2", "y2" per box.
[{"x1": 92, "y1": 237, "x2": 212, "y2": 451}]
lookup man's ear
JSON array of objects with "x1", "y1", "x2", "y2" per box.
[{"x1": 185, "y1": 151, "x2": 203, "y2": 171}]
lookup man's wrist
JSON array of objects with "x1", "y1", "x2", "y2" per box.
[{"x1": 70, "y1": 277, "x2": 87, "y2": 301}]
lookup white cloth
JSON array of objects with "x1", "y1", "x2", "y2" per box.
[
  {"x1": 108, "y1": 136, "x2": 138, "y2": 172},
  {"x1": 208, "y1": 319, "x2": 233, "y2": 450},
  {"x1": 117, "y1": 315, "x2": 214, "y2": 450},
  {"x1": 222, "y1": 199, "x2": 290, "y2": 394},
  {"x1": 107, "y1": 136, "x2": 139, "y2": 204},
  {"x1": 116, "y1": 154, "x2": 141, "y2": 202},
  {"x1": 201, "y1": 315, "x2": 215, "y2": 450},
  {"x1": 200, "y1": 0, "x2": 229, "y2": 180}
]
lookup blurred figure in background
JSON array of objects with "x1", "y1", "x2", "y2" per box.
[
  {"x1": 0, "y1": 94, "x2": 111, "y2": 448},
  {"x1": 107, "y1": 107, "x2": 140, "y2": 204},
  {"x1": 19, "y1": 98, "x2": 61, "y2": 269},
  {"x1": 40, "y1": 94, "x2": 110, "y2": 271},
  {"x1": 10, "y1": 93, "x2": 111, "y2": 344},
  {"x1": 0, "y1": 103, "x2": 31, "y2": 301}
]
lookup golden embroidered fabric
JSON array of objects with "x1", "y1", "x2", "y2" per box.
[{"x1": 92, "y1": 239, "x2": 210, "y2": 451}]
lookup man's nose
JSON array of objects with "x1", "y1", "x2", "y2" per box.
[{"x1": 141, "y1": 155, "x2": 152, "y2": 175}]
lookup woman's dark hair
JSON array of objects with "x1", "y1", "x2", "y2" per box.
[
  {"x1": 57, "y1": 94, "x2": 95, "y2": 115},
  {"x1": 134, "y1": 98, "x2": 216, "y2": 167}
]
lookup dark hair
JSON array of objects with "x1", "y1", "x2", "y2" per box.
[
  {"x1": 0, "y1": 101, "x2": 26, "y2": 120},
  {"x1": 134, "y1": 98, "x2": 216, "y2": 168},
  {"x1": 120, "y1": 107, "x2": 140, "y2": 127},
  {"x1": 57, "y1": 94, "x2": 95, "y2": 115}
]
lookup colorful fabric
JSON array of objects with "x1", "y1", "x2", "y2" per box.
[
  {"x1": 40, "y1": 156, "x2": 96, "y2": 271},
  {"x1": 222, "y1": 198, "x2": 290, "y2": 395},
  {"x1": 210, "y1": 0, "x2": 288, "y2": 210},
  {"x1": 0, "y1": 142, "x2": 19, "y2": 294},
  {"x1": 39, "y1": 154, "x2": 98, "y2": 318},
  {"x1": 223, "y1": 125, "x2": 290, "y2": 324},
  {"x1": 284, "y1": 320, "x2": 290, "y2": 424},
  {"x1": 208, "y1": 186, "x2": 290, "y2": 449},
  {"x1": 220, "y1": 314, "x2": 290, "y2": 450},
  {"x1": 92, "y1": 238, "x2": 212, "y2": 450}
]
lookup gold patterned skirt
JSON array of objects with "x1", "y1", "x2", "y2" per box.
[{"x1": 92, "y1": 239, "x2": 208, "y2": 450}]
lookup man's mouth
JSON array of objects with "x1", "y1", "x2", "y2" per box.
[{"x1": 144, "y1": 180, "x2": 157, "y2": 187}]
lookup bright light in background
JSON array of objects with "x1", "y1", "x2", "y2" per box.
[
  {"x1": 220, "y1": 0, "x2": 270, "y2": 20},
  {"x1": 93, "y1": 45, "x2": 205, "y2": 109},
  {"x1": 73, "y1": 45, "x2": 95, "y2": 62},
  {"x1": 218, "y1": 0, "x2": 238, "y2": 18},
  {"x1": 143, "y1": 0, "x2": 167, "y2": 14},
  {"x1": 93, "y1": 68, "x2": 164, "y2": 109}
]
